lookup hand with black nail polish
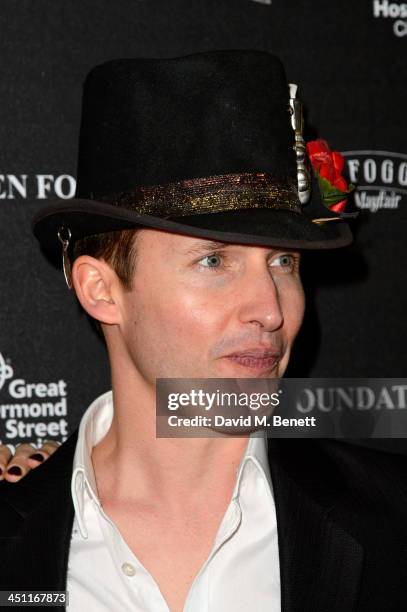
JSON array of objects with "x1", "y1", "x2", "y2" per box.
[{"x1": 0, "y1": 441, "x2": 61, "y2": 483}]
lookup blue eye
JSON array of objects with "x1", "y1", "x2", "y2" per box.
[
  {"x1": 270, "y1": 254, "x2": 296, "y2": 271},
  {"x1": 279, "y1": 255, "x2": 293, "y2": 267},
  {"x1": 199, "y1": 253, "x2": 222, "y2": 269}
]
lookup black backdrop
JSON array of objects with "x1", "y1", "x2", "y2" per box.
[{"x1": 0, "y1": 0, "x2": 406, "y2": 449}]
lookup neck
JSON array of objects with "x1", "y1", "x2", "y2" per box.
[{"x1": 91, "y1": 354, "x2": 249, "y2": 512}]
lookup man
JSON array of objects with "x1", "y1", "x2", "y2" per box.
[{"x1": 1, "y1": 50, "x2": 407, "y2": 612}]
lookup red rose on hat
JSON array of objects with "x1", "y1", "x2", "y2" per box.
[{"x1": 306, "y1": 139, "x2": 354, "y2": 213}]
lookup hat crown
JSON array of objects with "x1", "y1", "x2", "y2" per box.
[{"x1": 75, "y1": 49, "x2": 297, "y2": 199}]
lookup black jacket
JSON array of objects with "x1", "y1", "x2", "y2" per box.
[{"x1": 1, "y1": 431, "x2": 407, "y2": 611}]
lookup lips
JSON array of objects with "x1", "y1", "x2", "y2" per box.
[{"x1": 223, "y1": 348, "x2": 281, "y2": 372}]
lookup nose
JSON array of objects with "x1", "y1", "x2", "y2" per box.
[{"x1": 237, "y1": 263, "x2": 284, "y2": 332}]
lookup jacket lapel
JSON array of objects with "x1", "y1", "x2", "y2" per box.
[
  {"x1": 268, "y1": 439, "x2": 364, "y2": 612},
  {"x1": 0, "y1": 430, "x2": 78, "y2": 593}
]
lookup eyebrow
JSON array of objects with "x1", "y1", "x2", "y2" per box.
[
  {"x1": 183, "y1": 240, "x2": 231, "y2": 255},
  {"x1": 182, "y1": 239, "x2": 301, "y2": 258}
]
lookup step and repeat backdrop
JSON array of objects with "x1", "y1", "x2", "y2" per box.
[{"x1": 0, "y1": 0, "x2": 406, "y2": 450}]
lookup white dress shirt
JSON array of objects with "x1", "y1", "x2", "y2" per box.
[{"x1": 67, "y1": 391, "x2": 281, "y2": 611}]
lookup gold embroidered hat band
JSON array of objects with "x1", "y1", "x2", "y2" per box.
[{"x1": 98, "y1": 173, "x2": 301, "y2": 217}]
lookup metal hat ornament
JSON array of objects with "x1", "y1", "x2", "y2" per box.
[
  {"x1": 57, "y1": 226, "x2": 73, "y2": 289},
  {"x1": 288, "y1": 83, "x2": 311, "y2": 206},
  {"x1": 288, "y1": 83, "x2": 356, "y2": 225},
  {"x1": 32, "y1": 50, "x2": 356, "y2": 290}
]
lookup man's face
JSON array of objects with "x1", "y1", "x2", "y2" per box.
[{"x1": 117, "y1": 228, "x2": 305, "y2": 382}]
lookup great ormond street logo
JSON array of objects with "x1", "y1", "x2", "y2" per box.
[
  {"x1": 0, "y1": 352, "x2": 13, "y2": 391},
  {"x1": 0, "y1": 351, "x2": 69, "y2": 449}
]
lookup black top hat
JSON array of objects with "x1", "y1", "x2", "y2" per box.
[{"x1": 32, "y1": 49, "x2": 353, "y2": 255}]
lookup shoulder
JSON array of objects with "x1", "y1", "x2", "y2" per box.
[
  {"x1": 273, "y1": 437, "x2": 407, "y2": 478},
  {"x1": 320, "y1": 439, "x2": 407, "y2": 488},
  {"x1": 270, "y1": 438, "x2": 407, "y2": 517},
  {"x1": 316, "y1": 439, "x2": 407, "y2": 530}
]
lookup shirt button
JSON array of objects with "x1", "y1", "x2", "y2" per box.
[{"x1": 121, "y1": 562, "x2": 136, "y2": 577}]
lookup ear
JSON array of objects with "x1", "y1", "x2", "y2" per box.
[{"x1": 72, "y1": 256, "x2": 122, "y2": 325}]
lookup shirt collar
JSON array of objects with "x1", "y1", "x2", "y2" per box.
[
  {"x1": 231, "y1": 427, "x2": 273, "y2": 501},
  {"x1": 71, "y1": 390, "x2": 113, "y2": 539},
  {"x1": 71, "y1": 390, "x2": 273, "y2": 539}
]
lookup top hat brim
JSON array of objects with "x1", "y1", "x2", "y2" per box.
[{"x1": 32, "y1": 196, "x2": 353, "y2": 260}]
